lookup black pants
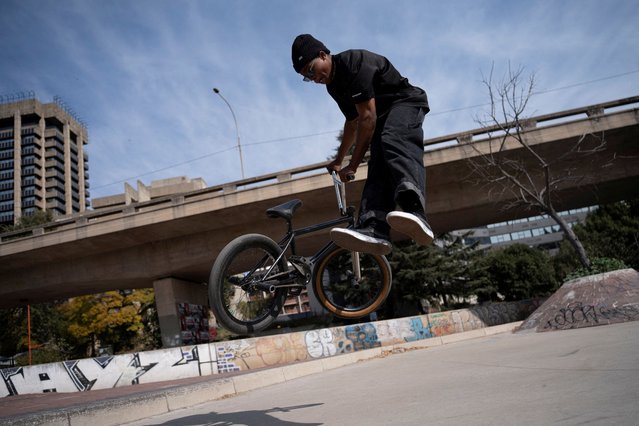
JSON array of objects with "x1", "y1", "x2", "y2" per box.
[{"x1": 358, "y1": 105, "x2": 427, "y2": 230}]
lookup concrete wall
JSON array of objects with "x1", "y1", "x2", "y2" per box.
[
  {"x1": 0, "y1": 300, "x2": 540, "y2": 397},
  {"x1": 153, "y1": 277, "x2": 209, "y2": 348}
]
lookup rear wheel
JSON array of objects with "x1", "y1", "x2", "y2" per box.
[
  {"x1": 313, "y1": 245, "x2": 392, "y2": 318},
  {"x1": 209, "y1": 234, "x2": 288, "y2": 335}
]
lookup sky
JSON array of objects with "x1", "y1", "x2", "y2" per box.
[{"x1": 1, "y1": 0, "x2": 638, "y2": 200}]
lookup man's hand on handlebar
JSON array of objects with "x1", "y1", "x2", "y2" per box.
[
  {"x1": 326, "y1": 158, "x2": 341, "y2": 174},
  {"x1": 337, "y1": 165, "x2": 356, "y2": 182},
  {"x1": 327, "y1": 159, "x2": 355, "y2": 182}
]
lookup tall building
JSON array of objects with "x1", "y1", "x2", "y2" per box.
[{"x1": 0, "y1": 95, "x2": 89, "y2": 227}]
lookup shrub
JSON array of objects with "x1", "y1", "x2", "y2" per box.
[{"x1": 564, "y1": 257, "x2": 628, "y2": 281}]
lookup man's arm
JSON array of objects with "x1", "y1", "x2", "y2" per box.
[
  {"x1": 326, "y1": 117, "x2": 358, "y2": 173},
  {"x1": 338, "y1": 98, "x2": 376, "y2": 181}
]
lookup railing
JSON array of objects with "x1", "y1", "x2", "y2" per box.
[
  {"x1": 0, "y1": 130, "x2": 14, "y2": 140},
  {"x1": 44, "y1": 128, "x2": 64, "y2": 142},
  {"x1": 21, "y1": 127, "x2": 42, "y2": 138},
  {"x1": 1, "y1": 95, "x2": 638, "y2": 244},
  {"x1": 0, "y1": 90, "x2": 35, "y2": 105},
  {"x1": 422, "y1": 95, "x2": 639, "y2": 147}
]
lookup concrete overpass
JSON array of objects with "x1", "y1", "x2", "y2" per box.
[{"x1": 1, "y1": 96, "x2": 638, "y2": 313}]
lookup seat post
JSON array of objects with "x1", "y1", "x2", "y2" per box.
[{"x1": 287, "y1": 219, "x2": 296, "y2": 254}]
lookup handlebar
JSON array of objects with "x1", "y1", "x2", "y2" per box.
[{"x1": 331, "y1": 171, "x2": 348, "y2": 216}]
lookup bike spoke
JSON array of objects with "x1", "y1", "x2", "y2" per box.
[
  {"x1": 220, "y1": 247, "x2": 280, "y2": 323},
  {"x1": 318, "y1": 249, "x2": 385, "y2": 312}
]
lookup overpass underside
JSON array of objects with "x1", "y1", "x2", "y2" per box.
[{"x1": 1, "y1": 100, "x2": 638, "y2": 309}]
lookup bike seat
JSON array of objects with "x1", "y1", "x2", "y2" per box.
[{"x1": 266, "y1": 199, "x2": 303, "y2": 221}]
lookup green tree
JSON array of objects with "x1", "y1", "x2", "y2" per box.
[
  {"x1": 575, "y1": 200, "x2": 639, "y2": 269},
  {"x1": 0, "y1": 209, "x2": 53, "y2": 233},
  {"x1": 0, "y1": 302, "x2": 71, "y2": 364},
  {"x1": 474, "y1": 244, "x2": 558, "y2": 301},
  {"x1": 554, "y1": 199, "x2": 639, "y2": 280},
  {"x1": 327, "y1": 129, "x2": 358, "y2": 161},
  {"x1": 59, "y1": 289, "x2": 160, "y2": 357},
  {"x1": 388, "y1": 233, "x2": 481, "y2": 313}
]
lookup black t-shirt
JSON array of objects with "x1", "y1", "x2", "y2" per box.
[{"x1": 326, "y1": 49, "x2": 429, "y2": 121}]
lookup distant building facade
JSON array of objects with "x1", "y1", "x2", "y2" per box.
[
  {"x1": 91, "y1": 176, "x2": 208, "y2": 210},
  {"x1": 452, "y1": 207, "x2": 596, "y2": 253},
  {"x1": 0, "y1": 95, "x2": 89, "y2": 226}
]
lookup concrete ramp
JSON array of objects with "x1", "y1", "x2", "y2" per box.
[{"x1": 518, "y1": 268, "x2": 639, "y2": 332}]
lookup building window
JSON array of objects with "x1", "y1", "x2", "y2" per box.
[
  {"x1": 0, "y1": 189, "x2": 12, "y2": 201},
  {"x1": 21, "y1": 166, "x2": 36, "y2": 176},
  {"x1": 511, "y1": 230, "x2": 533, "y2": 241},
  {"x1": 491, "y1": 234, "x2": 512, "y2": 244},
  {"x1": 0, "y1": 212, "x2": 14, "y2": 223},
  {"x1": 0, "y1": 200, "x2": 14, "y2": 212},
  {"x1": 0, "y1": 180, "x2": 13, "y2": 190}
]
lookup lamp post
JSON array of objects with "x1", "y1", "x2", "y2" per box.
[
  {"x1": 213, "y1": 88, "x2": 245, "y2": 180},
  {"x1": 27, "y1": 303, "x2": 32, "y2": 366}
]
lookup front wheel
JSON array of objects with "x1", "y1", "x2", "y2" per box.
[
  {"x1": 209, "y1": 234, "x2": 288, "y2": 335},
  {"x1": 313, "y1": 245, "x2": 392, "y2": 318}
]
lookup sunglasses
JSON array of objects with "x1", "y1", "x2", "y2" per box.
[{"x1": 302, "y1": 57, "x2": 319, "y2": 82}]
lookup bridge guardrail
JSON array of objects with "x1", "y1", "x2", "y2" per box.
[{"x1": 2, "y1": 95, "x2": 638, "y2": 244}]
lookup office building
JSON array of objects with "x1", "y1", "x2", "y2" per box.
[
  {"x1": 452, "y1": 207, "x2": 595, "y2": 254},
  {"x1": 0, "y1": 95, "x2": 89, "y2": 226}
]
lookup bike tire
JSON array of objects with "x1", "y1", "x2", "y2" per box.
[
  {"x1": 312, "y1": 245, "x2": 392, "y2": 318},
  {"x1": 209, "y1": 233, "x2": 288, "y2": 335}
]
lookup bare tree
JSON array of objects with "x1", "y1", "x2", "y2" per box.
[{"x1": 466, "y1": 64, "x2": 610, "y2": 268}]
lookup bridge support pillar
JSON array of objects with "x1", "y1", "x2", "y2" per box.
[{"x1": 153, "y1": 277, "x2": 208, "y2": 348}]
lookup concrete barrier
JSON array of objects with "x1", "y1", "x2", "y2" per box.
[{"x1": 0, "y1": 300, "x2": 540, "y2": 398}]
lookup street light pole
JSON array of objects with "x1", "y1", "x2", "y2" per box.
[{"x1": 213, "y1": 88, "x2": 245, "y2": 180}]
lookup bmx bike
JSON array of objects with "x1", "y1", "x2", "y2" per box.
[{"x1": 208, "y1": 172, "x2": 392, "y2": 335}]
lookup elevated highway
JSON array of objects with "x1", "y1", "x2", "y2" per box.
[{"x1": 1, "y1": 97, "x2": 638, "y2": 309}]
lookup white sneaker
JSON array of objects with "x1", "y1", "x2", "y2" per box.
[
  {"x1": 330, "y1": 227, "x2": 392, "y2": 256},
  {"x1": 386, "y1": 211, "x2": 434, "y2": 246}
]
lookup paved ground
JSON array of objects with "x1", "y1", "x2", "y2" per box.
[
  {"x1": 119, "y1": 321, "x2": 638, "y2": 426},
  {"x1": 3, "y1": 321, "x2": 638, "y2": 425}
]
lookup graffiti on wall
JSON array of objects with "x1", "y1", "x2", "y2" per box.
[
  {"x1": 0, "y1": 345, "x2": 216, "y2": 397},
  {"x1": 215, "y1": 340, "x2": 248, "y2": 373},
  {"x1": 543, "y1": 302, "x2": 639, "y2": 330},
  {"x1": 1, "y1": 302, "x2": 528, "y2": 397},
  {"x1": 304, "y1": 317, "x2": 432, "y2": 359}
]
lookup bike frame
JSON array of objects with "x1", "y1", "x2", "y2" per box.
[
  {"x1": 262, "y1": 172, "x2": 360, "y2": 287},
  {"x1": 278, "y1": 213, "x2": 351, "y2": 261}
]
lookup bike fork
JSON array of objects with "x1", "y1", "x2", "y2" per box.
[{"x1": 351, "y1": 251, "x2": 362, "y2": 281}]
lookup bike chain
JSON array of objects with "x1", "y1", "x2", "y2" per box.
[{"x1": 287, "y1": 255, "x2": 313, "y2": 290}]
